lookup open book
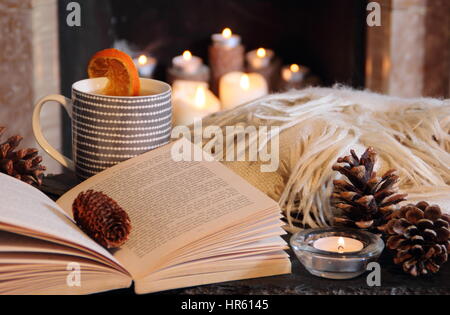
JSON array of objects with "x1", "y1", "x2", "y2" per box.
[{"x1": 0, "y1": 139, "x2": 290, "y2": 294}]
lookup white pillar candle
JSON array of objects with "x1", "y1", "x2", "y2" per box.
[
  {"x1": 246, "y1": 48, "x2": 274, "y2": 69},
  {"x1": 211, "y1": 28, "x2": 241, "y2": 48},
  {"x1": 172, "y1": 80, "x2": 221, "y2": 126},
  {"x1": 172, "y1": 50, "x2": 203, "y2": 74},
  {"x1": 313, "y1": 236, "x2": 364, "y2": 254},
  {"x1": 219, "y1": 72, "x2": 268, "y2": 110},
  {"x1": 133, "y1": 54, "x2": 157, "y2": 78}
]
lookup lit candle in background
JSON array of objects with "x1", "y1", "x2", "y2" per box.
[
  {"x1": 219, "y1": 71, "x2": 268, "y2": 110},
  {"x1": 133, "y1": 54, "x2": 157, "y2": 78},
  {"x1": 223, "y1": 27, "x2": 231, "y2": 37},
  {"x1": 194, "y1": 85, "x2": 206, "y2": 108},
  {"x1": 172, "y1": 80, "x2": 221, "y2": 126},
  {"x1": 183, "y1": 50, "x2": 192, "y2": 59},
  {"x1": 172, "y1": 50, "x2": 203, "y2": 74},
  {"x1": 138, "y1": 55, "x2": 148, "y2": 64},
  {"x1": 209, "y1": 27, "x2": 245, "y2": 94},
  {"x1": 212, "y1": 28, "x2": 241, "y2": 48},
  {"x1": 313, "y1": 236, "x2": 364, "y2": 253},
  {"x1": 281, "y1": 63, "x2": 308, "y2": 82},
  {"x1": 240, "y1": 73, "x2": 250, "y2": 90},
  {"x1": 246, "y1": 47, "x2": 274, "y2": 69}
]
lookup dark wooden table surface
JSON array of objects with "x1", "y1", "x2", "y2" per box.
[{"x1": 42, "y1": 174, "x2": 450, "y2": 295}]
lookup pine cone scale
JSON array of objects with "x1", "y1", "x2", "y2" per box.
[
  {"x1": 1, "y1": 159, "x2": 13, "y2": 175},
  {"x1": 355, "y1": 220, "x2": 374, "y2": 229},
  {"x1": 387, "y1": 235, "x2": 407, "y2": 249},
  {"x1": 437, "y1": 227, "x2": 450, "y2": 243},
  {"x1": 380, "y1": 194, "x2": 408, "y2": 207},
  {"x1": 0, "y1": 143, "x2": 11, "y2": 159}
]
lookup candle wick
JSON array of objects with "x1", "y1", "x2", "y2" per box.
[{"x1": 337, "y1": 245, "x2": 345, "y2": 253}]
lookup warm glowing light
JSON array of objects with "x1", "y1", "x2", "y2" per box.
[
  {"x1": 240, "y1": 74, "x2": 250, "y2": 90},
  {"x1": 138, "y1": 55, "x2": 148, "y2": 65},
  {"x1": 183, "y1": 50, "x2": 192, "y2": 61},
  {"x1": 337, "y1": 237, "x2": 345, "y2": 253},
  {"x1": 194, "y1": 86, "x2": 206, "y2": 108},
  {"x1": 222, "y1": 28, "x2": 232, "y2": 38},
  {"x1": 256, "y1": 48, "x2": 266, "y2": 58},
  {"x1": 290, "y1": 64, "x2": 300, "y2": 73}
]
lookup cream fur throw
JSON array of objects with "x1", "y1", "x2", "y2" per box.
[{"x1": 192, "y1": 87, "x2": 450, "y2": 233}]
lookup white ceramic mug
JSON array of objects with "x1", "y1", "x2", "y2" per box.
[{"x1": 33, "y1": 78, "x2": 172, "y2": 179}]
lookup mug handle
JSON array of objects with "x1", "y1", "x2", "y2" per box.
[{"x1": 32, "y1": 94, "x2": 75, "y2": 171}]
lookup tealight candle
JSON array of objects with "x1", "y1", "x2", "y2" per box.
[
  {"x1": 219, "y1": 72, "x2": 268, "y2": 110},
  {"x1": 212, "y1": 28, "x2": 241, "y2": 48},
  {"x1": 246, "y1": 48, "x2": 274, "y2": 70},
  {"x1": 172, "y1": 50, "x2": 203, "y2": 74},
  {"x1": 291, "y1": 228, "x2": 384, "y2": 279},
  {"x1": 313, "y1": 236, "x2": 364, "y2": 253},
  {"x1": 281, "y1": 64, "x2": 308, "y2": 82},
  {"x1": 172, "y1": 80, "x2": 221, "y2": 126},
  {"x1": 133, "y1": 54, "x2": 157, "y2": 78}
]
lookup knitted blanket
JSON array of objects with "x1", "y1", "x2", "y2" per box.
[{"x1": 192, "y1": 87, "x2": 450, "y2": 232}]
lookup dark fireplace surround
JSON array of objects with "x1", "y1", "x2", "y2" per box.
[{"x1": 58, "y1": 0, "x2": 367, "y2": 155}]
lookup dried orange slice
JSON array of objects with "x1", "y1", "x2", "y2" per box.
[{"x1": 87, "y1": 48, "x2": 140, "y2": 96}]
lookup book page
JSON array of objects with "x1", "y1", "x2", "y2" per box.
[
  {"x1": 57, "y1": 138, "x2": 280, "y2": 279},
  {"x1": 0, "y1": 230, "x2": 112, "y2": 263},
  {"x1": 0, "y1": 173, "x2": 125, "y2": 273}
]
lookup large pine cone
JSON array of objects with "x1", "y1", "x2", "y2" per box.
[
  {"x1": 73, "y1": 190, "x2": 132, "y2": 249},
  {"x1": 332, "y1": 147, "x2": 407, "y2": 232},
  {"x1": 386, "y1": 202, "x2": 449, "y2": 276},
  {"x1": 0, "y1": 127, "x2": 46, "y2": 186}
]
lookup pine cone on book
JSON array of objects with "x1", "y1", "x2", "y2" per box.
[
  {"x1": 331, "y1": 147, "x2": 407, "y2": 232},
  {"x1": 385, "y1": 202, "x2": 449, "y2": 276},
  {"x1": 0, "y1": 126, "x2": 46, "y2": 186},
  {"x1": 72, "y1": 190, "x2": 131, "y2": 249}
]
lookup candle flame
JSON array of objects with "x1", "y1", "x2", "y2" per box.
[
  {"x1": 256, "y1": 48, "x2": 266, "y2": 58},
  {"x1": 222, "y1": 28, "x2": 232, "y2": 38},
  {"x1": 183, "y1": 50, "x2": 192, "y2": 61},
  {"x1": 290, "y1": 64, "x2": 300, "y2": 73},
  {"x1": 240, "y1": 74, "x2": 250, "y2": 90},
  {"x1": 138, "y1": 55, "x2": 148, "y2": 65},
  {"x1": 337, "y1": 237, "x2": 345, "y2": 253},
  {"x1": 194, "y1": 86, "x2": 206, "y2": 108}
]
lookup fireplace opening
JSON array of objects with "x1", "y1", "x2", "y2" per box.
[{"x1": 58, "y1": 0, "x2": 367, "y2": 156}]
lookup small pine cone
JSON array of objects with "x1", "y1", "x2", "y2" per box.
[
  {"x1": 385, "y1": 202, "x2": 449, "y2": 276},
  {"x1": 72, "y1": 190, "x2": 131, "y2": 249},
  {"x1": 331, "y1": 147, "x2": 407, "y2": 232},
  {"x1": 0, "y1": 127, "x2": 46, "y2": 186}
]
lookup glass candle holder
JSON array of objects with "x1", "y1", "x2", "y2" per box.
[{"x1": 290, "y1": 227, "x2": 384, "y2": 280}]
